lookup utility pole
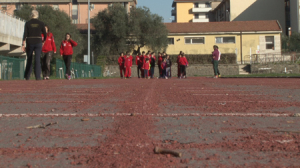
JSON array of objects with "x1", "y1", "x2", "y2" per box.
[{"x1": 88, "y1": 0, "x2": 91, "y2": 65}]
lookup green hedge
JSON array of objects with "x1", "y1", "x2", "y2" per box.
[{"x1": 105, "y1": 53, "x2": 237, "y2": 65}]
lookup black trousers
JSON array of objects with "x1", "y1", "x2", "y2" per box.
[
  {"x1": 137, "y1": 65, "x2": 142, "y2": 78},
  {"x1": 180, "y1": 65, "x2": 186, "y2": 76},
  {"x1": 150, "y1": 67, "x2": 155, "y2": 78},
  {"x1": 24, "y1": 43, "x2": 43, "y2": 80},
  {"x1": 63, "y1": 55, "x2": 72, "y2": 76},
  {"x1": 41, "y1": 51, "x2": 53, "y2": 77}
]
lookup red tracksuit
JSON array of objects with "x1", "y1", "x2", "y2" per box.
[
  {"x1": 124, "y1": 56, "x2": 132, "y2": 78},
  {"x1": 139, "y1": 55, "x2": 145, "y2": 77},
  {"x1": 42, "y1": 33, "x2": 56, "y2": 53},
  {"x1": 59, "y1": 39, "x2": 77, "y2": 56},
  {"x1": 118, "y1": 56, "x2": 125, "y2": 78},
  {"x1": 143, "y1": 61, "x2": 150, "y2": 70},
  {"x1": 158, "y1": 56, "x2": 163, "y2": 76}
]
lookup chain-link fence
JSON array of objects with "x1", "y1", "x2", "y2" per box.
[
  {"x1": 0, "y1": 56, "x2": 26, "y2": 80},
  {"x1": 243, "y1": 52, "x2": 300, "y2": 64},
  {"x1": 55, "y1": 59, "x2": 102, "y2": 79}
]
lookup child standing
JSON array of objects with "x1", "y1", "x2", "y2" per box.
[
  {"x1": 179, "y1": 53, "x2": 188, "y2": 79},
  {"x1": 142, "y1": 58, "x2": 150, "y2": 79},
  {"x1": 166, "y1": 55, "x2": 172, "y2": 78},
  {"x1": 157, "y1": 52, "x2": 163, "y2": 78},
  {"x1": 118, "y1": 52, "x2": 125, "y2": 78},
  {"x1": 161, "y1": 58, "x2": 167, "y2": 79},
  {"x1": 136, "y1": 53, "x2": 142, "y2": 78},
  {"x1": 60, "y1": 33, "x2": 77, "y2": 80},
  {"x1": 124, "y1": 54, "x2": 132, "y2": 79}
]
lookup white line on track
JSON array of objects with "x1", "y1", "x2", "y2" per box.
[{"x1": 0, "y1": 113, "x2": 292, "y2": 118}]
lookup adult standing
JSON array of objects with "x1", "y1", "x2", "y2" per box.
[
  {"x1": 150, "y1": 52, "x2": 156, "y2": 79},
  {"x1": 60, "y1": 33, "x2": 78, "y2": 80},
  {"x1": 177, "y1": 51, "x2": 183, "y2": 78},
  {"x1": 118, "y1": 52, "x2": 125, "y2": 78},
  {"x1": 22, "y1": 10, "x2": 47, "y2": 80},
  {"x1": 135, "y1": 53, "x2": 142, "y2": 78},
  {"x1": 41, "y1": 25, "x2": 56, "y2": 80},
  {"x1": 212, "y1": 45, "x2": 220, "y2": 78}
]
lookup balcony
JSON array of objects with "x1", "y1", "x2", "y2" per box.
[
  {"x1": 192, "y1": 7, "x2": 212, "y2": 13},
  {"x1": 171, "y1": 9, "x2": 176, "y2": 16},
  {"x1": 192, "y1": 18, "x2": 209, "y2": 22}
]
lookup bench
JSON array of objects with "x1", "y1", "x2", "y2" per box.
[{"x1": 258, "y1": 67, "x2": 272, "y2": 73}]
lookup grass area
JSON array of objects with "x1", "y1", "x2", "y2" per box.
[{"x1": 222, "y1": 73, "x2": 300, "y2": 78}]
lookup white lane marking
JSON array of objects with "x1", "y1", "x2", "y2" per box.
[
  {"x1": 0, "y1": 113, "x2": 292, "y2": 118},
  {"x1": 193, "y1": 94, "x2": 264, "y2": 96}
]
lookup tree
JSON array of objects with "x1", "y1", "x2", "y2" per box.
[
  {"x1": 14, "y1": 5, "x2": 84, "y2": 61},
  {"x1": 92, "y1": 3, "x2": 129, "y2": 55},
  {"x1": 128, "y1": 7, "x2": 168, "y2": 54},
  {"x1": 91, "y1": 4, "x2": 168, "y2": 55}
]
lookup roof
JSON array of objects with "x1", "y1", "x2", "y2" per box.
[
  {"x1": 77, "y1": 0, "x2": 136, "y2": 3},
  {"x1": 172, "y1": 0, "x2": 222, "y2": 7},
  {"x1": 165, "y1": 20, "x2": 282, "y2": 34}
]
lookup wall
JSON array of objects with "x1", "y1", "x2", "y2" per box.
[
  {"x1": 230, "y1": 0, "x2": 286, "y2": 34},
  {"x1": 103, "y1": 64, "x2": 239, "y2": 78},
  {"x1": 250, "y1": 64, "x2": 300, "y2": 74},
  {"x1": 78, "y1": 3, "x2": 107, "y2": 24},
  {"x1": 176, "y1": 2, "x2": 194, "y2": 22},
  {"x1": 166, "y1": 33, "x2": 281, "y2": 63},
  {"x1": 290, "y1": 0, "x2": 299, "y2": 33}
]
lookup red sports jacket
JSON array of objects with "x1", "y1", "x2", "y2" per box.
[
  {"x1": 158, "y1": 56, "x2": 163, "y2": 66},
  {"x1": 143, "y1": 61, "x2": 150, "y2": 70},
  {"x1": 179, "y1": 57, "x2": 188, "y2": 66},
  {"x1": 135, "y1": 55, "x2": 140, "y2": 65},
  {"x1": 118, "y1": 56, "x2": 125, "y2": 67},
  {"x1": 60, "y1": 39, "x2": 77, "y2": 56},
  {"x1": 41, "y1": 33, "x2": 56, "y2": 53},
  {"x1": 124, "y1": 56, "x2": 132, "y2": 67}
]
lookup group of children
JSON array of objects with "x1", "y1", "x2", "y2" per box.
[{"x1": 118, "y1": 51, "x2": 189, "y2": 79}]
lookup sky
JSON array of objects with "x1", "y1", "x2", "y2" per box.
[{"x1": 137, "y1": 0, "x2": 174, "y2": 23}]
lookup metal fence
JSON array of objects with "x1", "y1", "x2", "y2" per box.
[
  {"x1": 0, "y1": 56, "x2": 26, "y2": 80},
  {"x1": 243, "y1": 52, "x2": 300, "y2": 64},
  {"x1": 56, "y1": 59, "x2": 102, "y2": 79}
]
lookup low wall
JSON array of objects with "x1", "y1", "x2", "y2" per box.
[
  {"x1": 250, "y1": 64, "x2": 300, "y2": 74},
  {"x1": 103, "y1": 64, "x2": 239, "y2": 77}
]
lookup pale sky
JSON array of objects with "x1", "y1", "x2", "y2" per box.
[{"x1": 137, "y1": 0, "x2": 174, "y2": 23}]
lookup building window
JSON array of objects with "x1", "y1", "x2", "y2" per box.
[
  {"x1": 72, "y1": 4, "x2": 78, "y2": 20},
  {"x1": 205, "y1": 2, "x2": 211, "y2": 8},
  {"x1": 1, "y1": 5, "x2": 7, "y2": 11},
  {"x1": 194, "y1": 3, "x2": 199, "y2": 8},
  {"x1": 194, "y1": 14, "x2": 199, "y2": 19},
  {"x1": 216, "y1": 37, "x2": 235, "y2": 43},
  {"x1": 265, "y1": 36, "x2": 274, "y2": 50},
  {"x1": 53, "y1": 4, "x2": 59, "y2": 10},
  {"x1": 72, "y1": 19, "x2": 78, "y2": 24},
  {"x1": 185, "y1": 37, "x2": 205, "y2": 44},
  {"x1": 168, "y1": 38, "x2": 174, "y2": 45},
  {"x1": 15, "y1": 4, "x2": 23, "y2": 10}
]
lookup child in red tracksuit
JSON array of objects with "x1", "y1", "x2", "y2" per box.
[
  {"x1": 157, "y1": 52, "x2": 163, "y2": 78},
  {"x1": 142, "y1": 58, "x2": 150, "y2": 79},
  {"x1": 118, "y1": 52, "x2": 125, "y2": 78},
  {"x1": 140, "y1": 51, "x2": 146, "y2": 78},
  {"x1": 125, "y1": 52, "x2": 133, "y2": 78},
  {"x1": 41, "y1": 25, "x2": 56, "y2": 80},
  {"x1": 179, "y1": 53, "x2": 189, "y2": 79},
  {"x1": 60, "y1": 33, "x2": 77, "y2": 80},
  {"x1": 124, "y1": 54, "x2": 132, "y2": 79}
]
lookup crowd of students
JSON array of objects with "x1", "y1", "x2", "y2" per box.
[
  {"x1": 22, "y1": 10, "x2": 77, "y2": 81},
  {"x1": 118, "y1": 51, "x2": 189, "y2": 79}
]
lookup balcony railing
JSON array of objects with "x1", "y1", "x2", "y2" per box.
[
  {"x1": 192, "y1": 7, "x2": 212, "y2": 13},
  {"x1": 171, "y1": 9, "x2": 176, "y2": 16},
  {"x1": 192, "y1": 18, "x2": 209, "y2": 22}
]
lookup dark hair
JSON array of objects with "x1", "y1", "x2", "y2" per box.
[
  {"x1": 179, "y1": 51, "x2": 182, "y2": 55},
  {"x1": 151, "y1": 52, "x2": 155, "y2": 55},
  {"x1": 65, "y1": 33, "x2": 71, "y2": 40},
  {"x1": 120, "y1": 52, "x2": 124, "y2": 55},
  {"x1": 146, "y1": 58, "x2": 149, "y2": 61},
  {"x1": 126, "y1": 51, "x2": 130, "y2": 54},
  {"x1": 213, "y1": 45, "x2": 219, "y2": 49},
  {"x1": 142, "y1": 51, "x2": 145, "y2": 54},
  {"x1": 45, "y1": 25, "x2": 50, "y2": 32}
]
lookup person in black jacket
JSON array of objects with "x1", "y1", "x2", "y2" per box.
[
  {"x1": 150, "y1": 52, "x2": 156, "y2": 79},
  {"x1": 166, "y1": 55, "x2": 172, "y2": 78},
  {"x1": 22, "y1": 10, "x2": 47, "y2": 80}
]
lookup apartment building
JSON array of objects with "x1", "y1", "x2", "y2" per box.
[
  {"x1": 290, "y1": 0, "x2": 300, "y2": 33},
  {"x1": 172, "y1": 0, "x2": 222, "y2": 23},
  {"x1": 212, "y1": 0, "x2": 286, "y2": 34},
  {"x1": 0, "y1": 0, "x2": 137, "y2": 24}
]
